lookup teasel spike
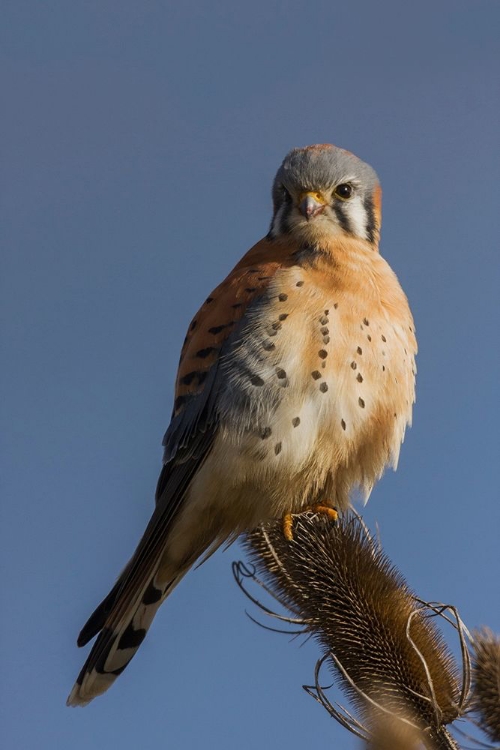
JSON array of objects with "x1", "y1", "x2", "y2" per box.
[
  {"x1": 470, "y1": 628, "x2": 500, "y2": 744},
  {"x1": 239, "y1": 513, "x2": 466, "y2": 748}
]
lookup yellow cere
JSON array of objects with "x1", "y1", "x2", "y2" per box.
[{"x1": 298, "y1": 191, "x2": 328, "y2": 206}]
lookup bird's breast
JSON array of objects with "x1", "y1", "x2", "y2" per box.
[{"x1": 212, "y1": 252, "x2": 416, "y2": 514}]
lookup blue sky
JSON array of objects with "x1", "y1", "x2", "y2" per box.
[{"x1": 2, "y1": 2, "x2": 499, "y2": 748}]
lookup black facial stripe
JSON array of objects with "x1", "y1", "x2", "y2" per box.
[
  {"x1": 364, "y1": 194, "x2": 376, "y2": 244},
  {"x1": 280, "y1": 203, "x2": 293, "y2": 235},
  {"x1": 270, "y1": 186, "x2": 293, "y2": 235},
  {"x1": 272, "y1": 191, "x2": 374, "y2": 242},
  {"x1": 268, "y1": 203, "x2": 291, "y2": 238},
  {"x1": 333, "y1": 203, "x2": 352, "y2": 235}
]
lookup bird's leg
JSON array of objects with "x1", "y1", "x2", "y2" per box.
[{"x1": 282, "y1": 504, "x2": 338, "y2": 541}]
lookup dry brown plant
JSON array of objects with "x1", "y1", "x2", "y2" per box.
[
  {"x1": 471, "y1": 628, "x2": 500, "y2": 743},
  {"x1": 234, "y1": 513, "x2": 481, "y2": 750}
]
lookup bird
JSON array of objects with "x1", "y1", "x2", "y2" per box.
[{"x1": 68, "y1": 143, "x2": 417, "y2": 706}]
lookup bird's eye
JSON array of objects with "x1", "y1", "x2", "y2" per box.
[
  {"x1": 334, "y1": 183, "x2": 353, "y2": 201},
  {"x1": 281, "y1": 184, "x2": 291, "y2": 201}
]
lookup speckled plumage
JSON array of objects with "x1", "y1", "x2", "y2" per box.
[{"x1": 68, "y1": 144, "x2": 416, "y2": 706}]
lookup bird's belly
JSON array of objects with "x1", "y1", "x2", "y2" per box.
[{"x1": 187, "y1": 287, "x2": 414, "y2": 531}]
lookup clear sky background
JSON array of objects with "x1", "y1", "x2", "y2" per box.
[{"x1": 2, "y1": 2, "x2": 499, "y2": 748}]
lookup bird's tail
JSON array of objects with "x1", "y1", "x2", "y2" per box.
[{"x1": 67, "y1": 568, "x2": 183, "y2": 707}]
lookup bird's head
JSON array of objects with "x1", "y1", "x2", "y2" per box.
[{"x1": 269, "y1": 144, "x2": 382, "y2": 248}]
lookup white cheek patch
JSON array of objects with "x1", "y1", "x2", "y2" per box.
[{"x1": 344, "y1": 196, "x2": 368, "y2": 240}]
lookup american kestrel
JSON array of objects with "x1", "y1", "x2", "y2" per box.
[{"x1": 68, "y1": 144, "x2": 417, "y2": 706}]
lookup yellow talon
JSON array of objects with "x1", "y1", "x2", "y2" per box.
[
  {"x1": 282, "y1": 504, "x2": 338, "y2": 541},
  {"x1": 283, "y1": 513, "x2": 294, "y2": 542},
  {"x1": 310, "y1": 504, "x2": 339, "y2": 523}
]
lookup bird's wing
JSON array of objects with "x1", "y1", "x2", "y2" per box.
[
  {"x1": 77, "y1": 237, "x2": 294, "y2": 646},
  {"x1": 160, "y1": 235, "x2": 295, "y2": 463}
]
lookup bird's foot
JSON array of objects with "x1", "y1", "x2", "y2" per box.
[
  {"x1": 282, "y1": 504, "x2": 338, "y2": 541},
  {"x1": 283, "y1": 513, "x2": 294, "y2": 541}
]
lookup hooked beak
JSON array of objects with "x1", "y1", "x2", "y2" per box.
[{"x1": 298, "y1": 191, "x2": 327, "y2": 220}]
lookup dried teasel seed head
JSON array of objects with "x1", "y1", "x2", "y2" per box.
[
  {"x1": 243, "y1": 514, "x2": 461, "y2": 738},
  {"x1": 471, "y1": 627, "x2": 500, "y2": 742}
]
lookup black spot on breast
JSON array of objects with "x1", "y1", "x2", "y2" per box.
[
  {"x1": 250, "y1": 374, "x2": 265, "y2": 387},
  {"x1": 357, "y1": 373, "x2": 363, "y2": 382},
  {"x1": 323, "y1": 336, "x2": 330, "y2": 344},
  {"x1": 382, "y1": 365, "x2": 386, "y2": 371},
  {"x1": 272, "y1": 322, "x2": 282, "y2": 331},
  {"x1": 206, "y1": 297, "x2": 214, "y2": 304},
  {"x1": 381, "y1": 335, "x2": 387, "y2": 342},
  {"x1": 351, "y1": 361, "x2": 357, "y2": 370},
  {"x1": 358, "y1": 397, "x2": 365, "y2": 408},
  {"x1": 276, "y1": 368, "x2": 287, "y2": 379},
  {"x1": 274, "y1": 442, "x2": 282, "y2": 455},
  {"x1": 319, "y1": 382, "x2": 328, "y2": 393},
  {"x1": 262, "y1": 341, "x2": 276, "y2": 351},
  {"x1": 319, "y1": 316, "x2": 329, "y2": 326},
  {"x1": 190, "y1": 320, "x2": 197, "y2": 331},
  {"x1": 278, "y1": 293, "x2": 288, "y2": 301},
  {"x1": 357, "y1": 347, "x2": 363, "y2": 355},
  {"x1": 261, "y1": 427, "x2": 272, "y2": 439},
  {"x1": 318, "y1": 350, "x2": 328, "y2": 359},
  {"x1": 118, "y1": 623, "x2": 147, "y2": 650},
  {"x1": 367, "y1": 335, "x2": 372, "y2": 342},
  {"x1": 324, "y1": 309, "x2": 330, "y2": 315},
  {"x1": 292, "y1": 417, "x2": 300, "y2": 427},
  {"x1": 311, "y1": 370, "x2": 322, "y2": 380},
  {"x1": 363, "y1": 318, "x2": 369, "y2": 326},
  {"x1": 341, "y1": 419, "x2": 346, "y2": 430},
  {"x1": 279, "y1": 313, "x2": 288, "y2": 321},
  {"x1": 296, "y1": 280, "x2": 304, "y2": 287},
  {"x1": 333, "y1": 303, "x2": 338, "y2": 309},
  {"x1": 196, "y1": 347, "x2": 216, "y2": 358}
]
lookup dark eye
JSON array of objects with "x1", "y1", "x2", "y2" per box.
[
  {"x1": 334, "y1": 183, "x2": 353, "y2": 201},
  {"x1": 281, "y1": 184, "x2": 291, "y2": 201}
]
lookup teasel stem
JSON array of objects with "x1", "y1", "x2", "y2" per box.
[{"x1": 234, "y1": 513, "x2": 471, "y2": 749}]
